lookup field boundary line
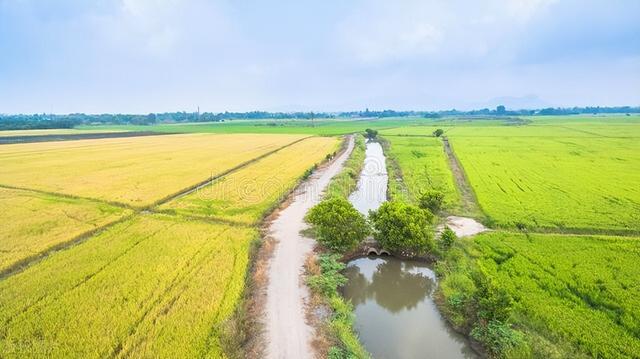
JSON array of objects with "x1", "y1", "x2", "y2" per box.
[
  {"x1": 150, "y1": 210, "x2": 255, "y2": 228},
  {"x1": 149, "y1": 136, "x2": 316, "y2": 209},
  {"x1": 0, "y1": 183, "x2": 137, "y2": 210},
  {"x1": 499, "y1": 226, "x2": 640, "y2": 238},
  {"x1": 441, "y1": 136, "x2": 485, "y2": 219},
  {"x1": 0, "y1": 220, "x2": 174, "y2": 333},
  {"x1": 0, "y1": 211, "x2": 137, "y2": 280}
]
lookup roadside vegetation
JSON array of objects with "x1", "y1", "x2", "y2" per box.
[{"x1": 324, "y1": 135, "x2": 366, "y2": 199}]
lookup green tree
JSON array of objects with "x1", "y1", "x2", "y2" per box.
[
  {"x1": 364, "y1": 128, "x2": 378, "y2": 139},
  {"x1": 440, "y1": 226, "x2": 457, "y2": 249},
  {"x1": 370, "y1": 201, "x2": 434, "y2": 254},
  {"x1": 433, "y1": 128, "x2": 444, "y2": 137},
  {"x1": 306, "y1": 197, "x2": 370, "y2": 252},
  {"x1": 418, "y1": 190, "x2": 444, "y2": 213}
]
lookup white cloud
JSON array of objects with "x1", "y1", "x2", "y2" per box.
[{"x1": 337, "y1": 0, "x2": 557, "y2": 65}]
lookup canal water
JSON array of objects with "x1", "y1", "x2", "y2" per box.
[
  {"x1": 344, "y1": 140, "x2": 477, "y2": 359},
  {"x1": 348, "y1": 141, "x2": 388, "y2": 215}
]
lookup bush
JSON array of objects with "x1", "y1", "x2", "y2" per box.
[
  {"x1": 471, "y1": 320, "x2": 527, "y2": 358},
  {"x1": 419, "y1": 190, "x2": 445, "y2": 213},
  {"x1": 370, "y1": 201, "x2": 434, "y2": 254},
  {"x1": 440, "y1": 226, "x2": 457, "y2": 249},
  {"x1": 306, "y1": 197, "x2": 370, "y2": 252},
  {"x1": 433, "y1": 128, "x2": 444, "y2": 137},
  {"x1": 364, "y1": 128, "x2": 378, "y2": 139}
]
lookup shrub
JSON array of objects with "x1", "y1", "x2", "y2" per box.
[
  {"x1": 306, "y1": 197, "x2": 370, "y2": 252},
  {"x1": 471, "y1": 320, "x2": 527, "y2": 358},
  {"x1": 418, "y1": 190, "x2": 445, "y2": 213},
  {"x1": 364, "y1": 128, "x2": 378, "y2": 139},
  {"x1": 433, "y1": 128, "x2": 444, "y2": 137},
  {"x1": 440, "y1": 226, "x2": 457, "y2": 249},
  {"x1": 370, "y1": 201, "x2": 434, "y2": 254}
]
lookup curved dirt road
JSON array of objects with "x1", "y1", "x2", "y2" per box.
[{"x1": 265, "y1": 135, "x2": 354, "y2": 359}]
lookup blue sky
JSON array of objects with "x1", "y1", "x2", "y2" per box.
[{"x1": 1, "y1": 0, "x2": 638, "y2": 113}]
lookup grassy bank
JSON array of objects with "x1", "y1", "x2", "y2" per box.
[
  {"x1": 436, "y1": 231, "x2": 640, "y2": 358},
  {"x1": 325, "y1": 134, "x2": 366, "y2": 199}
]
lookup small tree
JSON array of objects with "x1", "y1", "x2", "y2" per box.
[
  {"x1": 306, "y1": 197, "x2": 370, "y2": 252},
  {"x1": 433, "y1": 128, "x2": 444, "y2": 137},
  {"x1": 440, "y1": 226, "x2": 457, "y2": 249},
  {"x1": 419, "y1": 190, "x2": 444, "y2": 213},
  {"x1": 364, "y1": 128, "x2": 378, "y2": 139},
  {"x1": 370, "y1": 201, "x2": 434, "y2": 254}
]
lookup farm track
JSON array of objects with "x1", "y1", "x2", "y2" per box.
[
  {"x1": 264, "y1": 135, "x2": 354, "y2": 359},
  {"x1": 0, "y1": 136, "x2": 316, "y2": 280},
  {"x1": 441, "y1": 137, "x2": 483, "y2": 218}
]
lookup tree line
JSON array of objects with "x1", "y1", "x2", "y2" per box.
[{"x1": 1, "y1": 106, "x2": 638, "y2": 130}]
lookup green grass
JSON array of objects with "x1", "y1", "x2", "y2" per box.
[
  {"x1": 382, "y1": 136, "x2": 461, "y2": 212},
  {"x1": 450, "y1": 134, "x2": 640, "y2": 232},
  {"x1": 325, "y1": 135, "x2": 366, "y2": 199},
  {"x1": 438, "y1": 231, "x2": 640, "y2": 358}
]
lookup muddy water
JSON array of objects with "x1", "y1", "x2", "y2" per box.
[
  {"x1": 342, "y1": 257, "x2": 478, "y2": 359},
  {"x1": 348, "y1": 141, "x2": 388, "y2": 215},
  {"x1": 344, "y1": 140, "x2": 477, "y2": 358}
]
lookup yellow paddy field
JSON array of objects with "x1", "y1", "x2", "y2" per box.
[
  {"x1": 0, "y1": 133, "x2": 306, "y2": 207},
  {"x1": 0, "y1": 133, "x2": 341, "y2": 358}
]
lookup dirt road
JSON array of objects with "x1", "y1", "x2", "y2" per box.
[{"x1": 264, "y1": 135, "x2": 354, "y2": 359}]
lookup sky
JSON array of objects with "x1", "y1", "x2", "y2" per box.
[{"x1": 0, "y1": 0, "x2": 639, "y2": 114}]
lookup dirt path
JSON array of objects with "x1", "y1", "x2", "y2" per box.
[
  {"x1": 441, "y1": 136, "x2": 483, "y2": 218},
  {"x1": 438, "y1": 216, "x2": 488, "y2": 237},
  {"x1": 264, "y1": 135, "x2": 354, "y2": 359}
]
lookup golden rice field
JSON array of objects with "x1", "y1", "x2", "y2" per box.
[
  {"x1": 161, "y1": 136, "x2": 339, "y2": 224},
  {"x1": 0, "y1": 133, "x2": 306, "y2": 207},
  {"x1": 0, "y1": 133, "x2": 341, "y2": 358},
  {"x1": 0, "y1": 214, "x2": 256, "y2": 358},
  {"x1": 0, "y1": 187, "x2": 132, "y2": 273}
]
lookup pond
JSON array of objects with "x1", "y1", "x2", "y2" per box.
[{"x1": 342, "y1": 257, "x2": 478, "y2": 359}]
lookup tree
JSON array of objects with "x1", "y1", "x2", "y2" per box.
[
  {"x1": 440, "y1": 226, "x2": 457, "y2": 249},
  {"x1": 370, "y1": 201, "x2": 434, "y2": 254},
  {"x1": 306, "y1": 197, "x2": 370, "y2": 252},
  {"x1": 418, "y1": 190, "x2": 444, "y2": 213},
  {"x1": 433, "y1": 128, "x2": 444, "y2": 137},
  {"x1": 364, "y1": 128, "x2": 378, "y2": 139},
  {"x1": 496, "y1": 105, "x2": 506, "y2": 115}
]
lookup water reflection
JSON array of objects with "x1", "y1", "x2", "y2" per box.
[
  {"x1": 344, "y1": 260, "x2": 433, "y2": 313},
  {"x1": 342, "y1": 257, "x2": 478, "y2": 359},
  {"x1": 349, "y1": 141, "x2": 388, "y2": 215}
]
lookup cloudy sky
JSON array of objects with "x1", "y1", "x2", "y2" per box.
[{"x1": 1, "y1": 0, "x2": 638, "y2": 113}]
